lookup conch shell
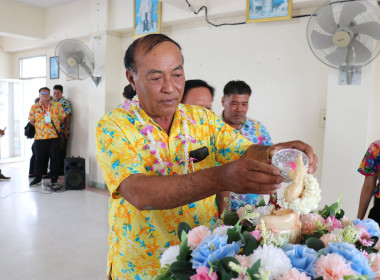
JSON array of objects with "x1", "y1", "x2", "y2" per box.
[{"x1": 284, "y1": 154, "x2": 306, "y2": 202}]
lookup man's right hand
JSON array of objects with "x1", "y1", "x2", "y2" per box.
[{"x1": 217, "y1": 158, "x2": 283, "y2": 194}]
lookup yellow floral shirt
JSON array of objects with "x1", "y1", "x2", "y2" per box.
[
  {"x1": 96, "y1": 99, "x2": 252, "y2": 280},
  {"x1": 28, "y1": 101, "x2": 65, "y2": 140}
]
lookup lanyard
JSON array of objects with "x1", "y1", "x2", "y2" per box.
[{"x1": 41, "y1": 102, "x2": 50, "y2": 115}]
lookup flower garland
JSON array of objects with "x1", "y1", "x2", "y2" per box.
[
  {"x1": 128, "y1": 98, "x2": 195, "y2": 175},
  {"x1": 277, "y1": 174, "x2": 321, "y2": 215}
]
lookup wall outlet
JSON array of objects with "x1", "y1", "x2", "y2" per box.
[{"x1": 319, "y1": 109, "x2": 326, "y2": 128}]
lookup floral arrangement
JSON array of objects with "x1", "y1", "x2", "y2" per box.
[{"x1": 156, "y1": 196, "x2": 380, "y2": 280}]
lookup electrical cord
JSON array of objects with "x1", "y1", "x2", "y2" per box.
[
  {"x1": 184, "y1": 0, "x2": 246, "y2": 27},
  {"x1": 0, "y1": 184, "x2": 66, "y2": 200},
  {"x1": 185, "y1": 0, "x2": 314, "y2": 25}
]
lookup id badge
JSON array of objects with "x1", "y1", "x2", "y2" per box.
[{"x1": 44, "y1": 112, "x2": 51, "y2": 123}]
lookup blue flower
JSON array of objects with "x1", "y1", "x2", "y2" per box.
[
  {"x1": 282, "y1": 244, "x2": 318, "y2": 277},
  {"x1": 320, "y1": 242, "x2": 374, "y2": 278},
  {"x1": 190, "y1": 234, "x2": 241, "y2": 269},
  {"x1": 353, "y1": 219, "x2": 380, "y2": 237}
]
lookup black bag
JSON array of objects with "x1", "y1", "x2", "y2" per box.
[{"x1": 24, "y1": 122, "x2": 35, "y2": 139}]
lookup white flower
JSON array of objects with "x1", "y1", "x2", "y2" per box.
[
  {"x1": 160, "y1": 245, "x2": 180, "y2": 268},
  {"x1": 250, "y1": 244, "x2": 292, "y2": 280},
  {"x1": 212, "y1": 225, "x2": 233, "y2": 236}
]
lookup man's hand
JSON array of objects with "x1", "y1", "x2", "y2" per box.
[
  {"x1": 0, "y1": 129, "x2": 4, "y2": 136},
  {"x1": 217, "y1": 158, "x2": 283, "y2": 194},
  {"x1": 268, "y1": 140, "x2": 318, "y2": 174},
  {"x1": 64, "y1": 130, "x2": 69, "y2": 140}
]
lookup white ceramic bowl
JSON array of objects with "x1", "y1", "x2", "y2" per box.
[{"x1": 271, "y1": 148, "x2": 309, "y2": 183}]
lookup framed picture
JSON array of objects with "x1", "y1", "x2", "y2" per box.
[
  {"x1": 133, "y1": 0, "x2": 162, "y2": 38},
  {"x1": 246, "y1": 0, "x2": 292, "y2": 23},
  {"x1": 49, "y1": 56, "x2": 59, "y2": 79}
]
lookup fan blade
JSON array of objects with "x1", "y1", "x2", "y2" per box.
[
  {"x1": 350, "y1": 38, "x2": 372, "y2": 64},
  {"x1": 325, "y1": 47, "x2": 348, "y2": 66},
  {"x1": 351, "y1": 22, "x2": 380, "y2": 40},
  {"x1": 311, "y1": 30, "x2": 334, "y2": 49},
  {"x1": 316, "y1": 5, "x2": 338, "y2": 35},
  {"x1": 338, "y1": 1, "x2": 367, "y2": 29}
]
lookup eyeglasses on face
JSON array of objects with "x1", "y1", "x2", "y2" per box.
[{"x1": 40, "y1": 91, "x2": 50, "y2": 95}]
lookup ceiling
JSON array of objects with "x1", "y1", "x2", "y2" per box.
[{"x1": 12, "y1": 0, "x2": 76, "y2": 9}]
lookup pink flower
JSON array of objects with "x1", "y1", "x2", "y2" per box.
[
  {"x1": 355, "y1": 225, "x2": 374, "y2": 247},
  {"x1": 250, "y1": 230, "x2": 262, "y2": 242},
  {"x1": 187, "y1": 226, "x2": 211, "y2": 250},
  {"x1": 275, "y1": 268, "x2": 311, "y2": 280},
  {"x1": 325, "y1": 215, "x2": 343, "y2": 232},
  {"x1": 286, "y1": 161, "x2": 296, "y2": 171},
  {"x1": 235, "y1": 254, "x2": 255, "y2": 270},
  {"x1": 176, "y1": 134, "x2": 196, "y2": 144},
  {"x1": 190, "y1": 266, "x2": 218, "y2": 280},
  {"x1": 141, "y1": 124, "x2": 153, "y2": 135},
  {"x1": 320, "y1": 233, "x2": 342, "y2": 247},
  {"x1": 314, "y1": 253, "x2": 356, "y2": 280},
  {"x1": 152, "y1": 160, "x2": 173, "y2": 175},
  {"x1": 369, "y1": 253, "x2": 380, "y2": 279},
  {"x1": 300, "y1": 213, "x2": 325, "y2": 235}
]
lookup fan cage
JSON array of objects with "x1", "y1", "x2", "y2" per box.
[
  {"x1": 55, "y1": 39, "x2": 95, "y2": 80},
  {"x1": 307, "y1": 0, "x2": 380, "y2": 70}
]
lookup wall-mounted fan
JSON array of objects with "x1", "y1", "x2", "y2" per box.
[
  {"x1": 307, "y1": 0, "x2": 380, "y2": 84},
  {"x1": 55, "y1": 39, "x2": 101, "y2": 87}
]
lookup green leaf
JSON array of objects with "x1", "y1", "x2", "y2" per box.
[
  {"x1": 155, "y1": 267, "x2": 173, "y2": 280},
  {"x1": 305, "y1": 237, "x2": 325, "y2": 251},
  {"x1": 227, "y1": 227, "x2": 241, "y2": 244},
  {"x1": 176, "y1": 236, "x2": 191, "y2": 262},
  {"x1": 177, "y1": 222, "x2": 191, "y2": 241},
  {"x1": 247, "y1": 259, "x2": 261, "y2": 279},
  {"x1": 223, "y1": 210, "x2": 239, "y2": 226},
  {"x1": 241, "y1": 231, "x2": 258, "y2": 255},
  {"x1": 170, "y1": 260, "x2": 195, "y2": 280},
  {"x1": 213, "y1": 257, "x2": 239, "y2": 280},
  {"x1": 258, "y1": 199, "x2": 266, "y2": 207}
]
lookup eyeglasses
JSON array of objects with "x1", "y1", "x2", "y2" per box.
[{"x1": 40, "y1": 92, "x2": 50, "y2": 95}]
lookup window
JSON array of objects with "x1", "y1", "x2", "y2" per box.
[{"x1": 19, "y1": 56, "x2": 46, "y2": 79}]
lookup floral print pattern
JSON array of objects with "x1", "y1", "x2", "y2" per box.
[
  {"x1": 28, "y1": 101, "x2": 65, "y2": 140},
  {"x1": 95, "y1": 99, "x2": 253, "y2": 279},
  {"x1": 358, "y1": 140, "x2": 380, "y2": 198}
]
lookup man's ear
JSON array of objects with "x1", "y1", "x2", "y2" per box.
[
  {"x1": 221, "y1": 96, "x2": 225, "y2": 108},
  {"x1": 126, "y1": 70, "x2": 136, "y2": 91}
]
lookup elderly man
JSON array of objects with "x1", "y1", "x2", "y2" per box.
[
  {"x1": 222, "y1": 80, "x2": 273, "y2": 209},
  {"x1": 181, "y1": 79, "x2": 214, "y2": 110},
  {"x1": 96, "y1": 34, "x2": 317, "y2": 279}
]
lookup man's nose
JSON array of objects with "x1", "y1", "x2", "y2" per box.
[{"x1": 162, "y1": 75, "x2": 175, "y2": 94}]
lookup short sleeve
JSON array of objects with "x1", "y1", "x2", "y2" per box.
[
  {"x1": 28, "y1": 105, "x2": 35, "y2": 122},
  {"x1": 210, "y1": 113, "x2": 253, "y2": 164},
  {"x1": 358, "y1": 142, "x2": 380, "y2": 176},
  {"x1": 96, "y1": 114, "x2": 146, "y2": 197},
  {"x1": 64, "y1": 99, "x2": 72, "y2": 115}
]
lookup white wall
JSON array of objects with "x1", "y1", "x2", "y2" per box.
[
  {"x1": 159, "y1": 17, "x2": 328, "y2": 183},
  {"x1": 0, "y1": 47, "x2": 12, "y2": 78}
]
